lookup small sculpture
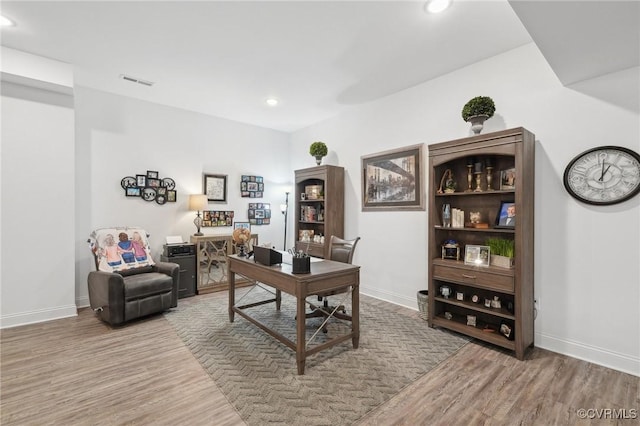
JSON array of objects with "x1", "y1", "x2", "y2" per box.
[
  {"x1": 437, "y1": 169, "x2": 456, "y2": 194},
  {"x1": 469, "y1": 211, "x2": 481, "y2": 224}
]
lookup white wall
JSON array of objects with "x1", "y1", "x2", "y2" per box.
[
  {"x1": 1, "y1": 77, "x2": 76, "y2": 327},
  {"x1": 74, "y1": 87, "x2": 292, "y2": 308},
  {"x1": 290, "y1": 43, "x2": 640, "y2": 376}
]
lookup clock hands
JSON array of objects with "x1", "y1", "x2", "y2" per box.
[{"x1": 599, "y1": 164, "x2": 611, "y2": 182}]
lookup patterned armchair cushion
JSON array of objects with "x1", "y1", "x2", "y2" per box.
[{"x1": 89, "y1": 227, "x2": 155, "y2": 272}]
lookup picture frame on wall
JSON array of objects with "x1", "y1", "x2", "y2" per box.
[
  {"x1": 166, "y1": 190, "x2": 177, "y2": 202},
  {"x1": 136, "y1": 174, "x2": 147, "y2": 187},
  {"x1": 126, "y1": 187, "x2": 141, "y2": 197},
  {"x1": 361, "y1": 144, "x2": 425, "y2": 211},
  {"x1": 204, "y1": 173, "x2": 228, "y2": 203},
  {"x1": 240, "y1": 175, "x2": 264, "y2": 198},
  {"x1": 146, "y1": 170, "x2": 159, "y2": 179}
]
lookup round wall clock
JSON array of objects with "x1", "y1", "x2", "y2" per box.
[{"x1": 563, "y1": 146, "x2": 640, "y2": 205}]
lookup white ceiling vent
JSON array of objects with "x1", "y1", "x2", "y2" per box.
[{"x1": 119, "y1": 74, "x2": 155, "y2": 87}]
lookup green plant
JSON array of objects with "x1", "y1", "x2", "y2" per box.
[
  {"x1": 485, "y1": 237, "x2": 514, "y2": 258},
  {"x1": 309, "y1": 141, "x2": 328, "y2": 157},
  {"x1": 461, "y1": 96, "x2": 496, "y2": 121}
]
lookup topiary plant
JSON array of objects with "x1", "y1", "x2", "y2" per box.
[
  {"x1": 309, "y1": 141, "x2": 328, "y2": 157},
  {"x1": 461, "y1": 96, "x2": 496, "y2": 122}
]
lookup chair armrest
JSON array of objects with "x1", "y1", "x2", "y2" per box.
[
  {"x1": 154, "y1": 261, "x2": 180, "y2": 308},
  {"x1": 88, "y1": 271, "x2": 125, "y2": 325}
]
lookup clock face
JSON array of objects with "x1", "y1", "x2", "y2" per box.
[{"x1": 563, "y1": 146, "x2": 640, "y2": 205}]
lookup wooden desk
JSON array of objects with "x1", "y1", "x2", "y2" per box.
[
  {"x1": 227, "y1": 255, "x2": 360, "y2": 375},
  {"x1": 190, "y1": 234, "x2": 258, "y2": 293}
]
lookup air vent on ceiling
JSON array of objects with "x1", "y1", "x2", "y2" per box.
[{"x1": 119, "y1": 74, "x2": 155, "y2": 87}]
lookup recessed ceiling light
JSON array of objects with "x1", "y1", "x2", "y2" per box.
[
  {"x1": 0, "y1": 15, "x2": 15, "y2": 27},
  {"x1": 266, "y1": 98, "x2": 279, "y2": 107},
  {"x1": 424, "y1": 0, "x2": 452, "y2": 14}
]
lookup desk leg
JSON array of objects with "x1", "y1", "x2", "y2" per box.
[
  {"x1": 276, "y1": 289, "x2": 282, "y2": 310},
  {"x1": 229, "y1": 269, "x2": 235, "y2": 322},
  {"x1": 296, "y1": 294, "x2": 306, "y2": 375},
  {"x1": 352, "y1": 282, "x2": 360, "y2": 349}
]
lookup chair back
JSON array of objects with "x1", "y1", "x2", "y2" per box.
[{"x1": 328, "y1": 236, "x2": 360, "y2": 264}]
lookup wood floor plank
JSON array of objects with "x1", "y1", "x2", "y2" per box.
[{"x1": 2, "y1": 292, "x2": 638, "y2": 426}]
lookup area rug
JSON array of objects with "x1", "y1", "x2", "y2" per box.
[{"x1": 164, "y1": 287, "x2": 470, "y2": 426}]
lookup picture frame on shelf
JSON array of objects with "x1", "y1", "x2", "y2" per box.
[
  {"x1": 204, "y1": 173, "x2": 228, "y2": 203},
  {"x1": 361, "y1": 144, "x2": 425, "y2": 211},
  {"x1": 464, "y1": 244, "x2": 490, "y2": 267},
  {"x1": 500, "y1": 167, "x2": 516, "y2": 190},
  {"x1": 495, "y1": 201, "x2": 516, "y2": 228}
]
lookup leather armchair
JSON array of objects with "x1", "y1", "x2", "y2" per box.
[{"x1": 88, "y1": 262, "x2": 179, "y2": 325}]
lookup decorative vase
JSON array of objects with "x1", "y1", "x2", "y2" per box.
[
  {"x1": 467, "y1": 114, "x2": 489, "y2": 134},
  {"x1": 315, "y1": 155, "x2": 323, "y2": 165},
  {"x1": 417, "y1": 290, "x2": 429, "y2": 322}
]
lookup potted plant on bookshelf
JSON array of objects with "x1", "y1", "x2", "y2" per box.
[
  {"x1": 461, "y1": 96, "x2": 495, "y2": 134},
  {"x1": 485, "y1": 237, "x2": 514, "y2": 268},
  {"x1": 309, "y1": 141, "x2": 328, "y2": 165}
]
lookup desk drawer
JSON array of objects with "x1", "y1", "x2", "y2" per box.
[{"x1": 433, "y1": 265, "x2": 514, "y2": 293}]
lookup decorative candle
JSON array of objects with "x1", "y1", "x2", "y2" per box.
[
  {"x1": 485, "y1": 157, "x2": 492, "y2": 167},
  {"x1": 474, "y1": 162, "x2": 483, "y2": 173}
]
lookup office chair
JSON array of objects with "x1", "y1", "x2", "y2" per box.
[{"x1": 306, "y1": 235, "x2": 360, "y2": 327}]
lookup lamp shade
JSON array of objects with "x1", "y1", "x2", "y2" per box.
[{"x1": 189, "y1": 194, "x2": 208, "y2": 211}]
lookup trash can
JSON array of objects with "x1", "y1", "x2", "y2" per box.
[{"x1": 417, "y1": 290, "x2": 429, "y2": 322}]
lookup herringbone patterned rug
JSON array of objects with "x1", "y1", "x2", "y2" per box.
[{"x1": 164, "y1": 286, "x2": 469, "y2": 425}]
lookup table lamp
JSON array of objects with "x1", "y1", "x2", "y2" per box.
[{"x1": 189, "y1": 194, "x2": 208, "y2": 236}]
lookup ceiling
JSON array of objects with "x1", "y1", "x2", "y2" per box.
[{"x1": 1, "y1": 1, "x2": 638, "y2": 133}]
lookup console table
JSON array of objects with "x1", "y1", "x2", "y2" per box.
[
  {"x1": 227, "y1": 254, "x2": 360, "y2": 375},
  {"x1": 190, "y1": 234, "x2": 258, "y2": 293}
]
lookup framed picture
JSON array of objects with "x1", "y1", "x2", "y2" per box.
[
  {"x1": 241, "y1": 175, "x2": 264, "y2": 198},
  {"x1": 166, "y1": 190, "x2": 177, "y2": 202},
  {"x1": 248, "y1": 203, "x2": 271, "y2": 225},
  {"x1": 234, "y1": 222, "x2": 251, "y2": 231},
  {"x1": 500, "y1": 167, "x2": 516, "y2": 190},
  {"x1": 147, "y1": 170, "x2": 159, "y2": 179},
  {"x1": 202, "y1": 210, "x2": 234, "y2": 227},
  {"x1": 136, "y1": 174, "x2": 147, "y2": 187},
  {"x1": 156, "y1": 186, "x2": 167, "y2": 196},
  {"x1": 147, "y1": 178, "x2": 161, "y2": 188},
  {"x1": 126, "y1": 187, "x2": 141, "y2": 197},
  {"x1": 204, "y1": 173, "x2": 227, "y2": 203},
  {"x1": 495, "y1": 201, "x2": 516, "y2": 228},
  {"x1": 464, "y1": 244, "x2": 490, "y2": 267},
  {"x1": 361, "y1": 144, "x2": 425, "y2": 211}
]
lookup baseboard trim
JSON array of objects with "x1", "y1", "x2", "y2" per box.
[
  {"x1": 536, "y1": 332, "x2": 639, "y2": 377},
  {"x1": 76, "y1": 296, "x2": 90, "y2": 309},
  {"x1": 361, "y1": 286, "x2": 418, "y2": 311},
  {"x1": 1, "y1": 305, "x2": 77, "y2": 329}
]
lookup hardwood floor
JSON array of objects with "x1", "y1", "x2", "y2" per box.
[{"x1": 2, "y1": 292, "x2": 637, "y2": 425}]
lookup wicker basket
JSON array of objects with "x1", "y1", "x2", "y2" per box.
[{"x1": 417, "y1": 290, "x2": 429, "y2": 322}]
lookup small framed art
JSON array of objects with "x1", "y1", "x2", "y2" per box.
[
  {"x1": 500, "y1": 168, "x2": 516, "y2": 190},
  {"x1": 464, "y1": 244, "x2": 490, "y2": 267},
  {"x1": 234, "y1": 222, "x2": 251, "y2": 231},
  {"x1": 204, "y1": 173, "x2": 228, "y2": 203}
]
